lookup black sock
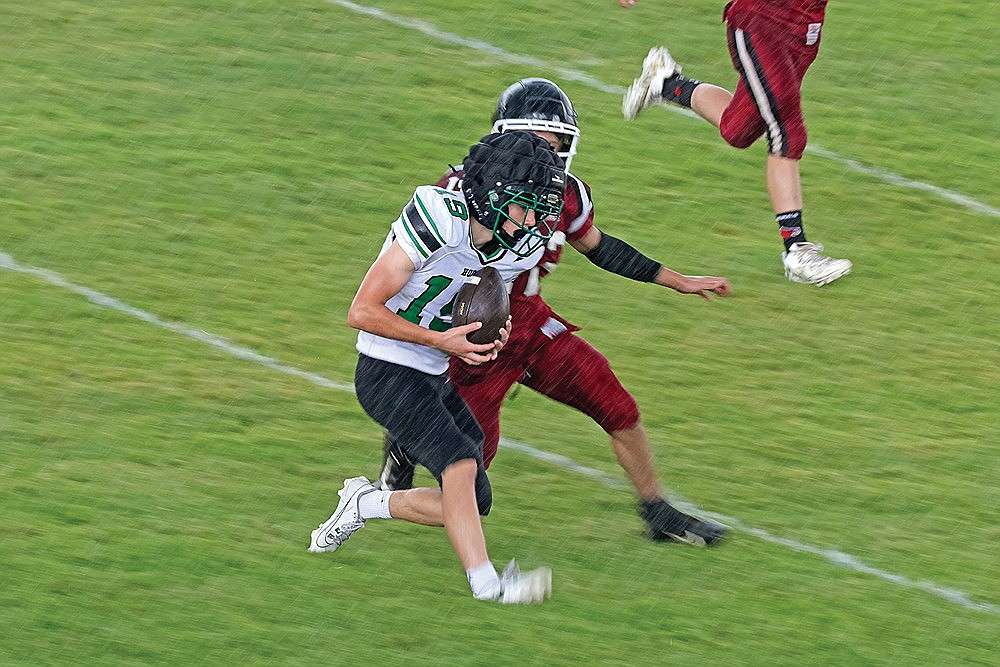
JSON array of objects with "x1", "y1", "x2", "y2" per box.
[
  {"x1": 776, "y1": 210, "x2": 807, "y2": 251},
  {"x1": 661, "y1": 74, "x2": 701, "y2": 108}
]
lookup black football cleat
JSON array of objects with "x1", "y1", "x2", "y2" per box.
[
  {"x1": 375, "y1": 433, "x2": 415, "y2": 491},
  {"x1": 640, "y1": 499, "x2": 728, "y2": 547}
]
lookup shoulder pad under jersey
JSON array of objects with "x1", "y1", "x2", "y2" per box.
[{"x1": 391, "y1": 185, "x2": 473, "y2": 264}]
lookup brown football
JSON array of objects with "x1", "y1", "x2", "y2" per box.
[{"x1": 450, "y1": 266, "x2": 510, "y2": 344}]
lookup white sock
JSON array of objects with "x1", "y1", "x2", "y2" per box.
[
  {"x1": 357, "y1": 489, "x2": 393, "y2": 520},
  {"x1": 467, "y1": 561, "x2": 501, "y2": 600}
]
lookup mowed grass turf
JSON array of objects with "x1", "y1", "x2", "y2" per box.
[{"x1": 1, "y1": 0, "x2": 998, "y2": 664}]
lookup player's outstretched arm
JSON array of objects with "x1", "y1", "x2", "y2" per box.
[
  {"x1": 653, "y1": 268, "x2": 732, "y2": 301},
  {"x1": 572, "y1": 227, "x2": 731, "y2": 300}
]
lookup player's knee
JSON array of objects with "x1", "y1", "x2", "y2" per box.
[
  {"x1": 770, "y1": 123, "x2": 807, "y2": 159},
  {"x1": 722, "y1": 128, "x2": 759, "y2": 149},
  {"x1": 585, "y1": 377, "x2": 641, "y2": 433},
  {"x1": 720, "y1": 119, "x2": 762, "y2": 149},
  {"x1": 444, "y1": 439, "x2": 481, "y2": 468},
  {"x1": 599, "y1": 397, "x2": 641, "y2": 433},
  {"x1": 780, "y1": 136, "x2": 807, "y2": 160}
]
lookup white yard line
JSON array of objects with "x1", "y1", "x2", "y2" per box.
[
  {"x1": 3, "y1": 249, "x2": 996, "y2": 615},
  {"x1": 0, "y1": 252, "x2": 353, "y2": 392},
  {"x1": 326, "y1": 0, "x2": 1000, "y2": 220}
]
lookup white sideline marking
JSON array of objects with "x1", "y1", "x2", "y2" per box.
[
  {"x1": 0, "y1": 252, "x2": 352, "y2": 392},
  {"x1": 3, "y1": 249, "x2": 996, "y2": 615},
  {"x1": 502, "y1": 439, "x2": 999, "y2": 615},
  {"x1": 326, "y1": 0, "x2": 1000, "y2": 220}
]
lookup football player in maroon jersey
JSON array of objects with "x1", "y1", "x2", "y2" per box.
[
  {"x1": 379, "y1": 78, "x2": 732, "y2": 546},
  {"x1": 623, "y1": 0, "x2": 853, "y2": 287}
]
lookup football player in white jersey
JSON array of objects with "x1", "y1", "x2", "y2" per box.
[
  {"x1": 307, "y1": 131, "x2": 564, "y2": 604},
  {"x1": 380, "y1": 78, "x2": 732, "y2": 547}
]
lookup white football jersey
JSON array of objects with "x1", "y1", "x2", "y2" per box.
[{"x1": 357, "y1": 185, "x2": 544, "y2": 375}]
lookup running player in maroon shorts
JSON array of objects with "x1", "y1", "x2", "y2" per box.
[
  {"x1": 379, "y1": 78, "x2": 732, "y2": 546},
  {"x1": 623, "y1": 0, "x2": 853, "y2": 287}
]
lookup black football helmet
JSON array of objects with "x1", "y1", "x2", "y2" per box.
[
  {"x1": 461, "y1": 131, "x2": 565, "y2": 258},
  {"x1": 492, "y1": 78, "x2": 580, "y2": 171}
]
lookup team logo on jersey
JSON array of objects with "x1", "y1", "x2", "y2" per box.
[{"x1": 806, "y1": 22, "x2": 822, "y2": 46}]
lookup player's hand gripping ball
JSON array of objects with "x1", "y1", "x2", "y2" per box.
[{"x1": 450, "y1": 266, "x2": 510, "y2": 344}]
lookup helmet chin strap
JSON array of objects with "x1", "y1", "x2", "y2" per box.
[
  {"x1": 477, "y1": 222, "x2": 525, "y2": 257},
  {"x1": 496, "y1": 225, "x2": 525, "y2": 248}
]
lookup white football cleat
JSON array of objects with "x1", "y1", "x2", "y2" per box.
[
  {"x1": 479, "y1": 559, "x2": 552, "y2": 605},
  {"x1": 781, "y1": 242, "x2": 853, "y2": 286},
  {"x1": 308, "y1": 476, "x2": 376, "y2": 553},
  {"x1": 623, "y1": 46, "x2": 681, "y2": 120}
]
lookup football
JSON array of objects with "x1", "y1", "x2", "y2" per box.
[{"x1": 450, "y1": 266, "x2": 510, "y2": 344}]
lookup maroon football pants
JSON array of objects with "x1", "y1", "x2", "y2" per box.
[
  {"x1": 720, "y1": 13, "x2": 821, "y2": 160},
  {"x1": 450, "y1": 331, "x2": 641, "y2": 468}
]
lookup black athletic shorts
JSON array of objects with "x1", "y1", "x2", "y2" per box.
[{"x1": 354, "y1": 354, "x2": 492, "y2": 515}]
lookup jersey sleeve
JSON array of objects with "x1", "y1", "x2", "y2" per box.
[
  {"x1": 390, "y1": 185, "x2": 468, "y2": 269},
  {"x1": 561, "y1": 173, "x2": 595, "y2": 242}
]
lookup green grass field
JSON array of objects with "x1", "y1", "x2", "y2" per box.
[{"x1": 1, "y1": 0, "x2": 998, "y2": 664}]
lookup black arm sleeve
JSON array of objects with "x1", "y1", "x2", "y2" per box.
[{"x1": 583, "y1": 232, "x2": 662, "y2": 283}]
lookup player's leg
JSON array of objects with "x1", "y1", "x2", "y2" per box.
[
  {"x1": 334, "y1": 357, "x2": 548, "y2": 601},
  {"x1": 608, "y1": 423, "x2": 662, "y2": 502},
  {"x1": 438, "y1": 458, "x2": 489, "y2": 568},
  {"x1": 449, "y1": 357, "x2": 525, "y2": 469},
  {"x1": 728, "y1": 21, "x2": 852, "y2": 284},
  {"x1": 522, "y1": 333, "x2": 727, "y2": 545},
  {"x1": 372, "y1": 378, "x2": 493, "y2": 526},
  {"x1": 689, "y1": 83, "x2": 735, "y2": 129},
  {"x1": 767, "y1": 155, "x2": 803, "y2": 213},
  {"x1": 314, "y1": 357, "x2": 472, "y2": 532},
  {"x1": 622, "y1": 44, "x2": 749, "y2": 137},
  {"x1": 624, "y1": 46, "x2": 724, "y2": 123},
  {"x1": 429, "y1": 383, "x2": 549, "y2": 603},
  {"x1": 376, "y1": 355, "x2": 518, "y2": 490},
  {"x1": 520, "y1": 333, "x2": 653, "y2": 496},
  {"x1": 375, "y1": 431, "x2": 415, "y2": 491},
  {"x1": 310, "y1": 355, "x2": 456, "y2": 551},
  {"x1": 725, "y1": 24, "x2": 800, "y2": 159},
  {"x1": 365, "y1": 370, "x2": 493, "y2": 536},
  {"x1": 360, "y1": 358, "x2": 493, "y2": 527}
]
